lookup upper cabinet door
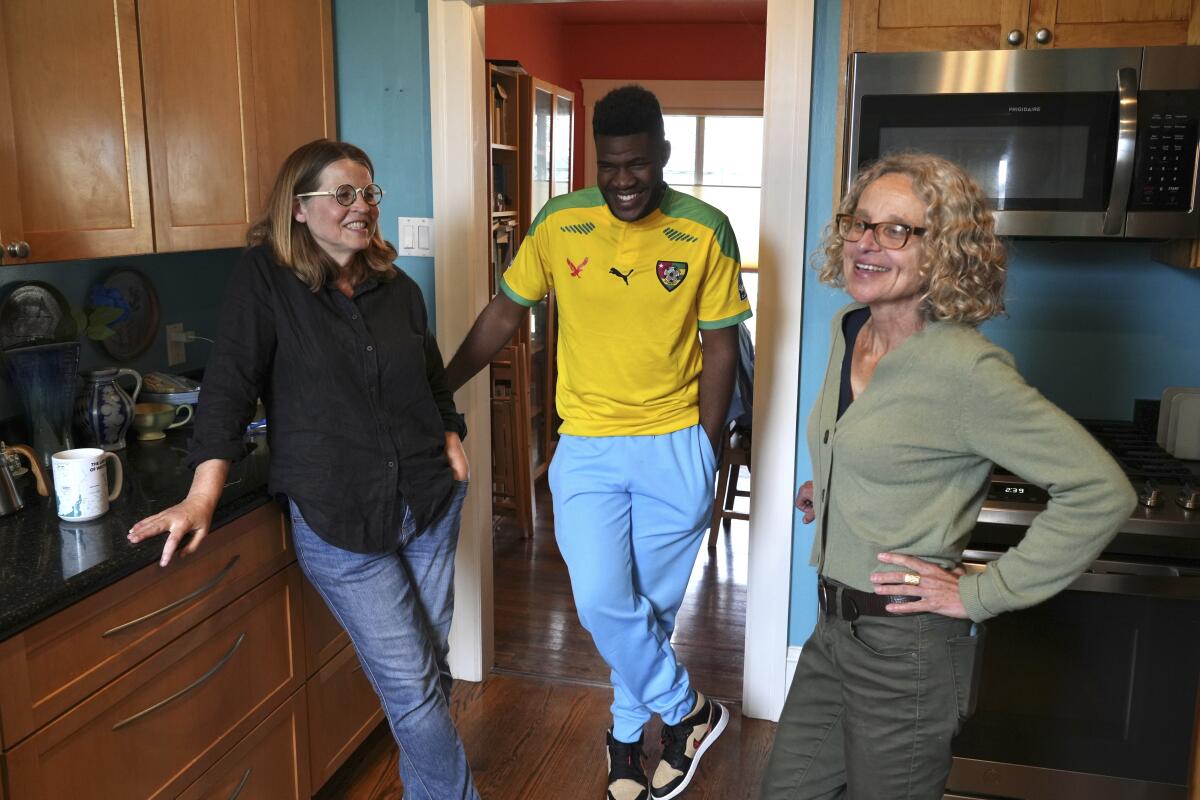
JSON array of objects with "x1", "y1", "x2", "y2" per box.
[
  {"x1": 139, "y1": 0, "x2": 260, "y2": 252},
  {"x1": 246, "y1": 0, "x2": 337, "y2": 212},
  {"x1": 1027, "y1": 0, "x2": 1200, "y2": 48},
  {"x1": 0, "y1": 0, "x2": 153, "y2": 265},
  {"x1": 849, "y1": 0, "x2": 1032, "y2": 53}
]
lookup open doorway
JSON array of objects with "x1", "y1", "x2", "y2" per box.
[{"x1": 483, "y1": 0, "x2": 767, "y2": 705}]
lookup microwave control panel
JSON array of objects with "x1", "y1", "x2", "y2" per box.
[{"x1": 1132, "y1": 91, "x2": 1199, "y2": 211}]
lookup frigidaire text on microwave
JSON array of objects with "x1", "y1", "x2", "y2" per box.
[{"x1": 845, "y1": 46, "x2": 1200, "y2": 239}]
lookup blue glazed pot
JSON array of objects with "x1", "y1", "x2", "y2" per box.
[{"x1": 3, "y1": 342, "x2": 82, "y2": 468}]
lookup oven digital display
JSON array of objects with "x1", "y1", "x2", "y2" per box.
[{"x1": 987, "y1": 481, "x2": 1050, "y2": 505}]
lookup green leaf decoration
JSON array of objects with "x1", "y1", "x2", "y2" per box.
[
  {"x1": 86, "y1": 326, "x2": 116, "y2": 340},
  {"x1": 88, "y1": 306, "x2": 124, "y2": 326}
]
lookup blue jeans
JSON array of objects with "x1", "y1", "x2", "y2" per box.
[
  {"x1": 289, "y1": 482, "x2": 478, "y2": 800},
  {"x1": 549, "y1": 424, "x2": 718, "y2": 743}
]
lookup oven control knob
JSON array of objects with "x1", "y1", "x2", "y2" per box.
[
  {"x1": 1137, "y1": 481, "x2": 1163, "y2": 508},
  {"x1": 1177, "y1": 483, "x2": 1200, "y2": 511}
]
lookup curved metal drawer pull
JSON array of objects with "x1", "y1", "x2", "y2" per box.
[
  {"x1": 103, "y1": 556, "x2": 241, "y2": 638},
  {"x1": 111, "y1": 632, "x2": 246, "y2": 731},
  {"x1": 228, "y1": 766, "x2": 253, "y2": 800}
]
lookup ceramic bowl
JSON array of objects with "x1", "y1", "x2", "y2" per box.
[{"x1": 131, "y1": 402, "x2": 193, "y2": 441}]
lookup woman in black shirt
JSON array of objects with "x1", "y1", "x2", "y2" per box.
[{"x1": 129, "y1": 139, "x2": 479, "y2": 799}]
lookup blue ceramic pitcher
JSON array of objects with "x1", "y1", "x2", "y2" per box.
[{"x1": 76, "y1": 368, "x2": 142, "y2": 451}]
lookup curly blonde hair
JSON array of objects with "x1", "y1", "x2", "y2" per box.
[
  {"x1": 248, "y1": 139, "x2": 397, "y2": 292},
  {"x1": 818, "y1": 152, "x2": 1006, "y2": 324}
]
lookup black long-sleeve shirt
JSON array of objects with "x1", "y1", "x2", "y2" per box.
[{"x1": 189, "y1": 246, "x2": 466, "y2": 553}]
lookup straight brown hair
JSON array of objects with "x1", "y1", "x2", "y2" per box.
[{"x1": 248, "y1": 139, "x2": 397, "y2": 291}]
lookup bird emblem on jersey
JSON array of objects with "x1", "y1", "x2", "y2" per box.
[
  {"x1": 656, "y1": 260, "x2": 688, "y2": 292},
  {"x1": 609, "y1": 267, "x2": 634, "y2": 285},
  {"x1": 568, "y1": 257, "x2": 588, "y2": 278}
]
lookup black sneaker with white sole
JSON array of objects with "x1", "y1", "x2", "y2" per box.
[
  {"x1": 607, "y1": 729, "x2": 649, "y2": 800},
  {"x1": 650, "y1": 691, "x2": 729, "y2": 799}
]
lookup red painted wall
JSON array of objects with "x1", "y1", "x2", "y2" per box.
[
  {"x1": 484, "y1": 9, "x2": 767, "y2": 190},
  {"x1": 484, "y1": 6, "x2": 575, "y2": 93}
]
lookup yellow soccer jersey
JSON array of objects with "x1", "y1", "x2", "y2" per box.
[{"x1": 500, "y1": 186, "x2": 752, "y2": 437}]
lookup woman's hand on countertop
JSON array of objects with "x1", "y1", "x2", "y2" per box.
[
  {"x1": 127, "y1": 459, "x2": 229, "y2": 567},
  {"x1": 446, "y1": 431, "x2": 469, "y2": 482},
  {"x1": 871, "y1": 552, "x2": 970, "y2": 619}
]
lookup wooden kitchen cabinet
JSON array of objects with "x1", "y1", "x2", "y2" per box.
[
  {"x1": 305, "y1": 641, "x2": 385, "y2": 788},
  {"x1": 0, "y1": 503, "x2": 291, "y2": 747},
  {"x1": 0, "y1": 504, "x2": 386, "y2": 799},
  {"x1": 0, "y1": 0, "x2": 153, "y2": 265},
  {"x1": 4, "y1": 566, "x2": 304, "y2": 799},
  {"x1": 299, "y1": 553, "x2": 384, "y2": 786},
  {"x1": 301, "y1": 573, "x2": 350, "y2": 678},
  {"x1": 848, "y1": 0, "x2": 1031, "y2": 52},
  {"x1": 0, "y1": 0, "x2": 333, "y2": 264},
  {"x1": 140, "y1": 0, "x2": 336, "y2": 252},
  {"x1": 176, "y1": 688, "x2": 312, "y2": 800},
  {"x1": 138, "y1": 0, "x2": 261, "y2": 253},
  {"x1": 1027, "y1": 0, "x2": 1200, "y2": 49},
  {"x1": 849, "y1": 0, "x2": 1200, "y2": 54},
  {"x1": 245, "y1": 0, "x2": 337, "y2": 213}
]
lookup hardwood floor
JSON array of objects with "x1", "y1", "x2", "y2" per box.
[
  {"x1": 316, "y1": 674, "x2": 776, "y2": 800},
  {"x1": 315, "y1": 472, "x2": 773, "y2": 799},
  {"x1": 493, "y1": 480, "x2": 750, "y2": 701}
]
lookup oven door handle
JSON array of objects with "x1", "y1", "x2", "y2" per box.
[
  {"x1": 1102, "y1": 66, "x2": 1138, "y2": 236},
  {"x1": 961, "y1": 549, "x2": 1200, "y2": 600}
]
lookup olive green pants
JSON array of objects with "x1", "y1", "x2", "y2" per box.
[{"x1": 759, "y1": 606, "x2": 985, "y2": 799}]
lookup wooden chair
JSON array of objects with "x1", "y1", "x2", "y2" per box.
[{"x1": 708, "y1": 429, "x2": 751, "y2": 549}]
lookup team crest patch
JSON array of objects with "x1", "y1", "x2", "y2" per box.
[
  {"x1": 738, "y1": 273, "x2": 748, "y2": 301},
  {"x1": 656, "y1": 260, "x2": 688, "y2": 292}
]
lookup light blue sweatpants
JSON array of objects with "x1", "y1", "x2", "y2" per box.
[{"x1": 548, "y1": 423, "x2": 718, "y2": 743}]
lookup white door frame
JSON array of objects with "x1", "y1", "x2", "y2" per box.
[
  {"x1": 428, "y1": 0, "x2": 816, "y2": 720},
  {"x1": 428, "y1": 0, "x2": 493, "y2": 682}
]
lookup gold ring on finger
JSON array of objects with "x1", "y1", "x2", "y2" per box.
[{"x1": 903, "y1": 573, "x2": 921, "y2": 586}]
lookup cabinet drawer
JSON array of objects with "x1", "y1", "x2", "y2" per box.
[
  {"x1": 300, "y1": 575, "x2": 349, "y2": 677},
  {"x1": 4, "y1": 565, "x2": 303, "y2": 800},
  {"x1": 0, "y1": 504, "x2": 291, "y2": 747},
  {"x1": 177, "y1": 686, "x2": 310, "y2": 800},
  {"x1": 306, "y1": 640, "x2": 384, "y2": 789}
]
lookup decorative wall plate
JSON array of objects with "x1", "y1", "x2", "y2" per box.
[{"x1": 93, "y1": 269, "x2": 160, "y2": 362}]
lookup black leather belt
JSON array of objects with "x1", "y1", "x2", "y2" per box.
[{"x1": 817, "y1": 575, "x2": 920, "y2": 621}]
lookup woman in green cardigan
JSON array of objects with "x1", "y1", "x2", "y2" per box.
[{"x1": 759, "y1": 153, "x2": 1136, "y2": 799}]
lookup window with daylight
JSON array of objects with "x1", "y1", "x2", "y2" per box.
[{"x1": 663, "y1": 114, "x2": 763, "y2": 337}]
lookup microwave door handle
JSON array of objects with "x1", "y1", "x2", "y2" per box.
[{"x1": 1102, "y1": 67, "x2": 1138, "y2": 236}]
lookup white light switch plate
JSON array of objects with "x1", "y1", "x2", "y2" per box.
[{"x1": 397, "y1": 216, "x2": 435, "y2": 257}]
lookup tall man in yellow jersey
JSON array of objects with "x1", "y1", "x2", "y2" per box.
[{"x1": 446, "y1": 86, "x2": 750, "y2": 800}]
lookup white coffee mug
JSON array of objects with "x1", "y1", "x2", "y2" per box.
[{"x1": 51, "y1": 448, "x2": 123, "y2": 522}]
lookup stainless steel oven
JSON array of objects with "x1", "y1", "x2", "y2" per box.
[
  {"x1": 845, "y1": 47, "x2": 1200, "y2": 239},
  {"x1": 948, "y1": 420, "x2": 1200, "y2": 799}
]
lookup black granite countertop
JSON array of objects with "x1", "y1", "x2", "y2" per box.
[{"x1": 0, "y1": 429, "x2": 273, "y2": 642}]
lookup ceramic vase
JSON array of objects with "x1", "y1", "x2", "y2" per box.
[{"x1": 2, "y1": 342, "x2": 81, "y2": 468}]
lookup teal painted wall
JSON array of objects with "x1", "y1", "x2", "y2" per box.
[
  {"x1": 333, "y1": 0, "x2": 437, "y2": 324},
  {"x1": 788, "y1": 0, "x2": 1200, "y2": 645}
]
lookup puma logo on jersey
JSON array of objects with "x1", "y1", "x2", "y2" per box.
[{"x1": 609, "y1": 267, "x2": 633, "y2": 285}]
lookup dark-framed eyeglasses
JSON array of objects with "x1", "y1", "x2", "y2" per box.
[
  {"x1": 295, "y1": 183, "x2": 385, "y2": 207},
  {"x1": 836, "y1": 213, "x2": 927, "y2": 250}
]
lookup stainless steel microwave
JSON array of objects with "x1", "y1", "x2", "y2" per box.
[{"x1": 845, "y1": 47, "x2": 1200, "y2": 238}]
